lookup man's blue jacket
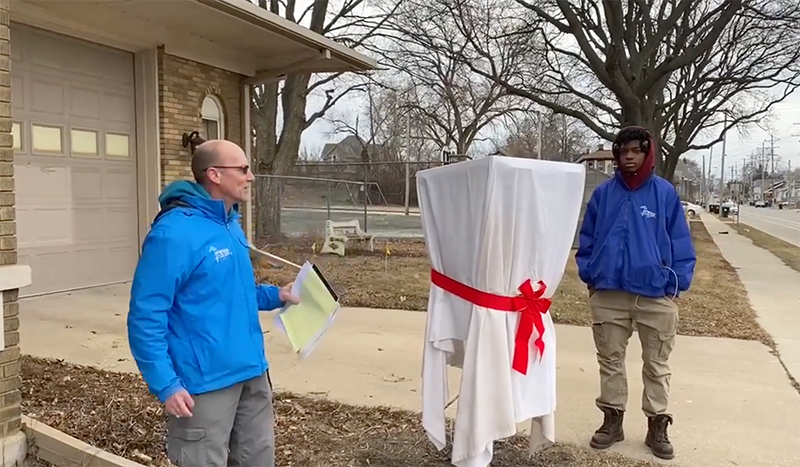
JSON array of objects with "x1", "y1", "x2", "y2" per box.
[
  {"x1": 575, "y1": 171, "x2": 697, "y2": 299},
  {"x1": 127, "y1": 181, "x2": 284, "y2": 403}
]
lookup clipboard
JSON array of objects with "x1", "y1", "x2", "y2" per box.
[{"x1": 274, "y1": 261, "x2": 340, "y2": 357}]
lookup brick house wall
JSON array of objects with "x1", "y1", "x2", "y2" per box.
[
  {"x1": 0, "y1": 0, "x2": 21, "y2": 440},
  {"x1": 157, "y1": 47, "x2": 244, "y2": 186}
]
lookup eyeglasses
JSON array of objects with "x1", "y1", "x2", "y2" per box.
[{"x1": 208, "y1": 165, "x2": 250, "y2": 174}]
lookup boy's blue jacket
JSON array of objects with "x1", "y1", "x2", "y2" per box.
[
  {"x1": 575, "y1": 171, "x2": 696, "y2": 299},
  {"x1": 127, "y1": 181, "x2": 284, "y2": 403}
]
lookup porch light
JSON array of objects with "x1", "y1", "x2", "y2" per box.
[{"x1": 182, "y1": 131, "x2": 206, "y2": 154}]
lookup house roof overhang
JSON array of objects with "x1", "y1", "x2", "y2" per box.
[{"x1": 10, "y1": 0, "x2": 377, "y2": 80}]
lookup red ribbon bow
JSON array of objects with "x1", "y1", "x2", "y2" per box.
[{"x1": 430, "y1": 269, "x2": 552, "y2": 375}]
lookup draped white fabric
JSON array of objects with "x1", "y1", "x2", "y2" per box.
[{"x1": 418, "y1": 156, "x2": 586, "y2": 467}]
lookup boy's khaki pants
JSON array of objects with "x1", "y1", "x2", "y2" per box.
[{"x1": 589, "y1": 290, "x2": 679, "y2": 417}]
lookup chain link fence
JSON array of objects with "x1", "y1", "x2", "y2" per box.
[
  {"x1": 572, "y1": 167, "x2": 612, "y2": 248},
  {"x1": 253, "y1": 159, "x2": 601, "y2": 246},
  {"x1": 253, "y1": 161, "x2": 442, "y2": 240}
]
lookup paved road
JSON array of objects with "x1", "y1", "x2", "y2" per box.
[
  {"x1": 737, "y1": 206, "x2": 800, "y2": 247},
  {"x1": 281, "y1": 207, "x2": 424, "y2": 239}
]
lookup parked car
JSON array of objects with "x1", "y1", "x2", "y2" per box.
[
  {"x1": 722, "y1": 201, "x2": 738, "y2": 215},
  {"x1": 681, "y1": 201, "x2": 702, "y2": 217}
]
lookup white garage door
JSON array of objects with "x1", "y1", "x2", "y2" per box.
[{"x1": 11, "y1": 25, "x2": 139, "y2": 297}]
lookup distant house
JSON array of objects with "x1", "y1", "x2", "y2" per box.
[
  {"x1": 763, "y1": 179, "x2": 800, "y2": 205},
  {"x1": 576, "y1": 146, "x2": 616, "y2": 175},
  {"x1": 753, "y1": 178, "x2": 781, "y2": 201},
  {"x1": 321, "y1": 135, "x2": 388, "y2": 162},
  {"x1": 673, "y1": 160, "x2": 700, "y2": 201}
]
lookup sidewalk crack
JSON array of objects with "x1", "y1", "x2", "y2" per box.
[{"x1": 766, "y1": 342, "x2": 800, "y2": 395}]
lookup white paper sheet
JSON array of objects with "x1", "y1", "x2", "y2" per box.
[
  {"x1": 274, "y1": 261, "x2": 340, "y2": 358},
  {"x1": 417, "y1": 156, "x2": 585, "y2": 467}
]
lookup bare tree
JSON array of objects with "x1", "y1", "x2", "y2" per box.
[
  {"x1": 364, "y1": 0, "x2": 534, "y2": 156},
  {"x1": 250, "y1": 0, "x2": 398, "y2": 242},
  {"x1": 323, "y1": 83, "x2": 445, "y2": 205},
  {"x1": 499, "y1": 110, "x2": 594, "y2": 161},
  {"x1": 679, "y1": 157, "x2": 702, "y2": 184},
  {"x1": 657, "y1": 1, "x2": 800, "y2": 178},
  {"x1": 447, "y1": 0, "x2": 800, "y2": 180},
  {"x1": 325, "y1": 84, "x2": 409, "y2": 162}
]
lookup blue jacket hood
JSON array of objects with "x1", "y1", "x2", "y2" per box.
[{"x1": 157, "y1": 180, "x2": 239, "y2": 223}]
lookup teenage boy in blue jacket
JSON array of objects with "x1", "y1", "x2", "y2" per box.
[
  {"x1": 127, "y1": 139, "x2": 299, "y2": 467},
  {"x1": 576, "y1": 126, "x2": 696, "y2": 460}
]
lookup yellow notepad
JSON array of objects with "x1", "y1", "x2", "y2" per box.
[{"x1": 274, "y1": 261, "x2": 340, "y2": 357}]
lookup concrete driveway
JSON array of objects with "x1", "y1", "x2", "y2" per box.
[{"x1": 19, "y1": 284, "x2": 800, "y2": 467}]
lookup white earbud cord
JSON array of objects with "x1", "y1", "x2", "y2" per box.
[{"x1": 635, "y1": 266, "x2": 679, "y2": 310}]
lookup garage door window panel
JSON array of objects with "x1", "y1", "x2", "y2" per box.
[
  {"x1": 12, "y1": 121, "x2": 23, "y2": 152},
  {"x1": 105, "y1": 132, "x2": 131, "y2": 159},
  {"x1": 70, "y1": 128, "x2": 99, "y2": 158},
  {"x1": 31, "y1": 123, "x2": 65, "y2": 155}
]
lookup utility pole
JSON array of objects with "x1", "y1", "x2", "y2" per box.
[
  {"x1": 789, "y1": 159, "x2": 793, "y2": 206},
  {"x1": 750, "y1": 153, "x2": 754, "y2": 203},
  {"x1": 719, "y1": 114, "x2": 727, "y2": 218},
  {"x1": 403, "y1": 110, "x2": 411, "y2": 215},
  {"x1": 771, "y1": 134, "x2": 775, "y2": 174},
  {"x1": 537, "y1": 112, "x2": 543, "y2": 159},
  {"x1": 708, "y1": 147, "x2": 714, "y2": 203},
  {"x1": 742, "y1": 159, "x2": 746, "y2": 201},
  {"x1": 702, "y1": 154, "x2": 706, "y2": 206},
  {"x1": 562, "y1": 114, "x2": 568, "y2": 161}
]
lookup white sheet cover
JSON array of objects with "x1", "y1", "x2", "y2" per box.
[{"x1": 417, "y1": 156, "x2": 586, "y2": 467}]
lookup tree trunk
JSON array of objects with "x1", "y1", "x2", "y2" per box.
[
  {"x1": 255, "y1": 177, "x2": 283, "y2": 244},
  {"x1": 253, "y1": 82, "x2": 280, "y2": 243},
  {"x1": 661, "y1": 147, "x2": 683, "y2": 182},
  {"x1": 252, "y1": 74, "x2": 312, "y2": 243}
]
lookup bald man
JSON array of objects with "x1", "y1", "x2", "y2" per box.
[{"x1": 127, "y1": 139, "x2": 298, "y2": 467}]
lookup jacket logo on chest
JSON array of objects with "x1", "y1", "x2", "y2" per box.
[
  {"x1": 639, "y1": 205, "x2": 656, "y2": 219},
  {"x1": 208, "y1": 245, "x2": 232, "y2": 263}
]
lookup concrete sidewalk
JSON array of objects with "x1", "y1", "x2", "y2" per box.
[
  {"x1": 20, "y1": 287, "x2": 800, "y2": 467},
  {"x1": 701, "y1": 214, "x2": 800, "y2": 383}
]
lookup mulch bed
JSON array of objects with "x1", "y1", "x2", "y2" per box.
[
  {"x1": 254, "y1": 220, "x2": 769, "y2": 343},
  {"x1": 22, "y1": 356, "x2": 659, "y2": 467}
]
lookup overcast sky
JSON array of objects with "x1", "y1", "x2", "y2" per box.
[
  {"x1": 689, "y1": 91, "x2": 800, "y2": 181},
  {"x1": 281, "y1": 0, "x2": 800, "y2": 182},
  {"x1": 301, "y1": 85, "x2": 800, "y2": 181}
]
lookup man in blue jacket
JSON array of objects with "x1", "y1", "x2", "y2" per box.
[
  {"x1": 576, "y1": 126, "x2": 696, "y2": 460},
  {"x1": 127, "y1": 139, "x2": 299, "y2": 467}
]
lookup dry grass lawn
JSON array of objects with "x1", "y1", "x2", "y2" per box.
[
  {"x1": 22, "y1": 356, "x2": 660, "y2": 467},
  {"x1": 255, "y1": 220, "x2": 769, "y2": 343},
  {"x1": 728, "y1": 222, "x2": 800, "y2": 274}
]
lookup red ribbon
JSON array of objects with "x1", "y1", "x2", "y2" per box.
[{"x1": 430, "y1": 269, "x2": 552, "y2": 375}]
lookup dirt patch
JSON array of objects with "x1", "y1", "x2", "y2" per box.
[
  {"x1": 21, "y1": 356, "x2": 659, "y2": 467},
  {"x1": 254, "y1": 221, "x2": 767, "y2": 342},
  {"x1": 729, "y1": 222, "x2": 800, "y2": 273},
  {"x1": 254, "y1": 239, "x2": 432, "y2": 312}
]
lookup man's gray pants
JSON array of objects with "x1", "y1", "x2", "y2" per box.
[{"x1": 166, "y1": 372, "x2": 275, "y2": 467}]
